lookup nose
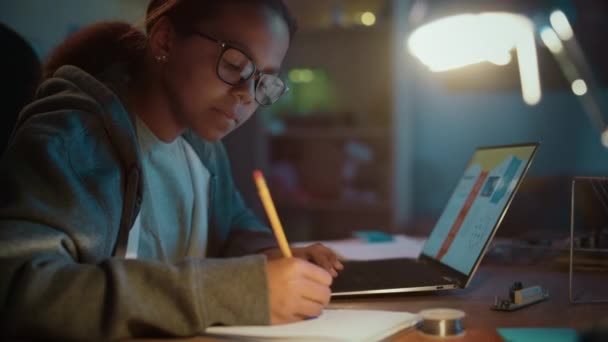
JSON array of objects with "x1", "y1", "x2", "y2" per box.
[{"x1": 231, "y1": 77, "x2": 256, "y2": 105}]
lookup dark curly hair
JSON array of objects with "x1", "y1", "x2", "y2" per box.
[
  {"x1": 44, "y1": 0, "x2": 297, "y2": 79},
  {"x1": 145, "y1": 0, "x2": 297, "y2": 38}
]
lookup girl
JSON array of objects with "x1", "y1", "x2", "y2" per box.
[{"x1": 0, "y1": 0, "x2": 342, "y2": 340}]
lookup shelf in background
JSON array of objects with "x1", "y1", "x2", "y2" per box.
[
  {"x1": 295, "y1": 21, "x2": 391, "y2": 35},
  {"x1": 276, "y1": 196, "x2": 391, "y2": 213},
  {"x1": 267, "y1": 126, "x2": 390, "y2": 140}
]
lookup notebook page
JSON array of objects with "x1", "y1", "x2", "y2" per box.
[{"x1": 205, "y1": 309, "x2": 419, "y2": 342}]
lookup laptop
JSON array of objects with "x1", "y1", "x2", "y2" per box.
[{"x1": 331, "y1": 143, "x2": 539, "y2": 296}]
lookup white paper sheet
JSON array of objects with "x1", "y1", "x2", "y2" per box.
[
  {"x1": 293, "y1": 235, "x2": 426, "y2": 261},
  {"x1": 206, "y1": 309, "x2": 419, "y2": 342}
]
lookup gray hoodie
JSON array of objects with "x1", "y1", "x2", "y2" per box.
[{"x1": 0, "y1": 65, "x2": 278, "y2": 340}]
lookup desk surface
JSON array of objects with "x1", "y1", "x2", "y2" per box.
[
  {"x1": 332, "y1": 263, "x2": 607, "y2": 330},
  {"x1": 135, "y1": 263, "x2": 608, "y2": 342}
]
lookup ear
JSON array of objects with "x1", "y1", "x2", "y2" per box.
[{"x1": 148, "y1": 16, "x2": 176, "y2": 59}]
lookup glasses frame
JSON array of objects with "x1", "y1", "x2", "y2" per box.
[{"x1": 190, "y1": 31, "x2": 289, "y2": 106}]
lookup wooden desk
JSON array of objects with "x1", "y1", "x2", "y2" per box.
[
  {"x1": 332, "y1": 263, "x2": 608, "y2": 341},
  {"x1": 134, "y1": 263, "x2": 608, "y2": 341}
]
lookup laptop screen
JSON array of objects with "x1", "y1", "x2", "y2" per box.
[{"x1": 421, "y1": 143, "x2": 538, "y2": 276}]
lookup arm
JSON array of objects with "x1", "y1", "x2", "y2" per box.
[
  {"x1": 1, "y1": 244, "x2": 268, "y2": 340},
  {"x1": 208, "y1": 143, "x2": 342, "y2": 274},
  {"x1": 0, "y1": 110, "x2": 270, "y2": 340},
  {"x1": 181, "y1": 139, "x2": 336, "y2": 325},
  {"x1": 222, "y1": 189, "x2": 279, "y2": 257},
  {"x1": 206, "y1": 142, "x2": 279, "y2": 257}
]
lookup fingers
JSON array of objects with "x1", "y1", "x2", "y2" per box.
[
  {"x1": 271, "y1": 299, "x2": 323, "y2": 324},
  {"x1": 267, "y1": 258, "x2": 332, "y2": 325},
  {"x1": 313, "y1": 253, "x2": 337, "y2": 277},
  {"x1": 269, "y1": 291, "x2": 327, "y2": 324},
  {"x1": 299, "y1": 277, "x2": 332, "y2": 306},
  {"x1": 296, "y1": 296, "x2": 325, "y2": 318},
  {"x1": 301, "y1": 243, "x2": 344, "y2": 277},
  {"x1": 297, "y1": 259, "x2": 333, "y2": 286},
  {"x1": 323, "y1": 248, "x2": 344, "y2": 271},
  {"x1": 290, "y1": 277, "x2": 329, "y2": 321}
]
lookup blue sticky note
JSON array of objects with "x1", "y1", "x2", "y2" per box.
[
  {"x1": 497, "y1": 328, "x2": 578, "y2": 342},
  {"x1": 353, "y1": 231, "x2": 394, "y2": 243}
]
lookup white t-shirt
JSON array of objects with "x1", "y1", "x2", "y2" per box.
[{"x1": 126, "y1": 117, "x2": 210, "y2": 261}]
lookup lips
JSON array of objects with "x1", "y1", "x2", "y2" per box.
[{"x1": 213, "y1": 107, "x2": 239, "y2": 124}]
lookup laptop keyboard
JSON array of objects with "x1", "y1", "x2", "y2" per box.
[{"x1": 331, "y1": 258, "x2": 452, "y2": 293}]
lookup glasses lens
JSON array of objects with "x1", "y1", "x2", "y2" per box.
[
  {"x1": 218, "y1": 48, "x2": 255, "y2": 84},
  {"x1": 256, "y1": 74, "x2": 286, "y2": 105}
]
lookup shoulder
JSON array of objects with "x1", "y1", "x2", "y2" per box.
[{"x1": 7, "y1": 66, "x2": 136, "y2": 171}]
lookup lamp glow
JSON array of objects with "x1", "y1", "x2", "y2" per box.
[
  {"x1": 489, "y1": 53, "x2": 512, "y2": 66},
  {"x1": 408, "y1": 12, "x2": 541, "y2": 105},
  {"x1": 550, "y1": 10, "x2": 574, "y2": 41},
  {"x1": 540, "y1": 27, "x2": 564, "y2": 53},
  {"x1": 516, "y1": 31, "x2": 541, "y2": 105},
  {"x1": 602, "y1": 129, "x2": 608, "y2": 148}
]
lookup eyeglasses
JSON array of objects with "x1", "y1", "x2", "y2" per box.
[{"x1": 191, "y1": 31, "x2": 289, "y2": 106}]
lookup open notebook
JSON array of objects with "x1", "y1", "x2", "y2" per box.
[{"x1": 205, "y1": 309, "x2": 419, "y2": 342}]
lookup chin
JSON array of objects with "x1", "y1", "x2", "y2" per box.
[
  {"x1": 195, "y1": 127, "x2": 230, "y2": 142},
  {"x1": 190, "y1": 114, "x2": 236, "y2": 141}
]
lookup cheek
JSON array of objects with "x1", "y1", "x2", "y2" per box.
[
  {"x1": 169, "y1": 67, "x2": 205, "y2": 100},
  {"x1": 236, "y1": 106, "x2": 258, "y2": 127},
  {"x1": 165, "y1": 51, "x2": 219, "y2": 107}
]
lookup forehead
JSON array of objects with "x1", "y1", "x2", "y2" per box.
[{"x1": 196, "y1": 3, "x2": 290, "y2": 72}]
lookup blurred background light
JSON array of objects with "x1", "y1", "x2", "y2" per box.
[
  {"x1": 360, "y1": 11, "x2": 376, "y2": 27},
  {"x1": 289, "y1": 68, "x2": 315, "y2": 84},
  {"x1": 571, "y1": 79, "x2": 588, "y2": 96},
  {"x1": 540, "y1": 27, "x2": 564, "y2": 54},
  {"x1": 516, "y1": 28, "x2": 542, "y2": 106},
  {"x1": 602, "y1": 130, "x2": 608, "y2": 149},
  {"x1": 408, "y1": 12, "x2": 541, "y2": 105},
  {"x1": 488, "y1": 53, "x2": 512, "y2": 66},
  {"x1": 550, "y1": 10, "x2": 574, "y2": 41}
]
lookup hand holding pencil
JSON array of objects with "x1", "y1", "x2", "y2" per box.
[
  {"x1": 253, "y1": 170, "x2": 343, "y2": 274},
  {"x1": 253, "y1": 170, "x2": 336, "y2": 324},
  {"x1": 253, "y1": 170, "x2": 344, "y2": 276}
]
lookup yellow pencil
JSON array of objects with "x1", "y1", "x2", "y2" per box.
[{"x1": 253, "y1": 170, "x2": 293, "y2": 258}]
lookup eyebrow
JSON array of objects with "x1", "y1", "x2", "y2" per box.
[
  {"x1": 223, "y1": 38, "x2": 282, "y2": 75},
  {"x1": 262, "y1": 66, "x2": 281, "y2": 75}
]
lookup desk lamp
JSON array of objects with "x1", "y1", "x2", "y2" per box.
[
  {"x1": 408, "y1": 9, "x2": 608, "y2": 148},
  {"x1": 407, "y1": 12, "x2": 541, "y2": 106}
]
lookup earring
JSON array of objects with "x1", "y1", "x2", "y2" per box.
[{"x1": 154, "y1": 55, "x2": 168, "y2": 63}]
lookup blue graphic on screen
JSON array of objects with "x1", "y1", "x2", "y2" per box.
[{"x1": 422, "y1": 146, "x2": 536, "y2": 275}]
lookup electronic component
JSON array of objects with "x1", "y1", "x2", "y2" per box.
[{"x1": 491, "y1": 281, "x2": 549, "y2": 311}]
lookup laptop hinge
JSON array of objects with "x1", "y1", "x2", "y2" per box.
[{"x1": 443, "y1": 276, "x2": 463, "y2": 287}]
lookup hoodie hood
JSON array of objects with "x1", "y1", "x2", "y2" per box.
[{"x1": 14, "y1": 64, "x2": 140, "y2": 174}]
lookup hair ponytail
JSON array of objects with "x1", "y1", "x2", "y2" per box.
[
  {"x1": 44, "y1": 21, "x2": 147, "y2": 79},
  {"x1": 44, "y1": 0, "x2": 297, "y2": 79},
  {"x1": 145, "y1": 0, "x2": 297, "y2": 38},
  {"x1": 144, "y1": 0, "x2": 180, "y2": 34}
]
